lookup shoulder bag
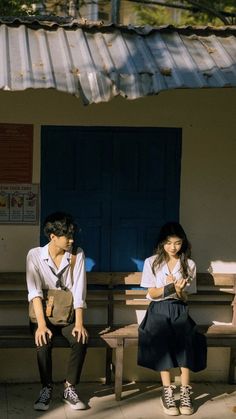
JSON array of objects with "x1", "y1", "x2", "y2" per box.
[{"x1": 29, "y1": 253, "x2": 76, "y2": 326}]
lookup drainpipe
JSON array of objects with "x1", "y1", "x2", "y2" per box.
[
  {"x1": 69, "y1": 0, "x2": 79, "y2": 18},
  {"x1": 111, "y1": 0, "x2": 121, "y2": 24}
]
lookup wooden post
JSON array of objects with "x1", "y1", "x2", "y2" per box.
[
  {"x1": 228, "y1": 347, "x2": 236, "y2": 383},
  {"x1": 105, "y1": 274, "x2": 114, "y2": 385},
  {"x1": 232, "y1": 278, "x2": 236, "y2": 326},
  {"x1": 115, "y1": 338, "x2": 124, "y2": 401}
]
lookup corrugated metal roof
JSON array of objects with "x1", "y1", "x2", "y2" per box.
[{"x1": 0, "y1": 18, "x2": 236, "y2": 104}]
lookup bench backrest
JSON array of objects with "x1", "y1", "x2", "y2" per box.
[
  {"x1": 0, "y1": 272, "x2": 235, "y2": 328},
  {"x1": 87, "y1": 272, "x2": 235, "y2": 327}
]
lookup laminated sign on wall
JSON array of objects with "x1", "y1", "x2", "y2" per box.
[{"x1": 0, "y1": 184, "x2": 39, "y2": 224}]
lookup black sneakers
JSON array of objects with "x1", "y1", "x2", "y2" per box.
[
  {"x1": 161, "y1": 385, "x2": 179, "y2": 416},
  {"x1": 63, "y1": 384, "x2": 86, "y2": 410},
  {"x1": 179, "y1": 385, "x2": 194, "y2": 415},
  {"x1": 34, "y1": 385, "x2": 53, "y2": 411}
]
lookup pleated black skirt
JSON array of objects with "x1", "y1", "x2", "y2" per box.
[{"x1": 138, "y1": 299, "x2": 207, "y2": 372}]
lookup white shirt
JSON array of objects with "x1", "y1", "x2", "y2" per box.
[
  {"x1": 26, "y1": 244, "x2": 87, "y2": 309},
  {"x1": 141, "y1": 255, "x2": 197, "y2": 302}
]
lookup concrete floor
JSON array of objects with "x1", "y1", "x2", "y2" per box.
[{"x1": 0, "y1": 382, "x2": 236, "y2": 418}]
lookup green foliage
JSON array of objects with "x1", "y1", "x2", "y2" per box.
[
  {"x1": 0, "y1": 0, "x2": 42, "y2": 16},
  {"x1": 0, "y1": 0, "x2": 84, "y2": 17},
  {"x1": 136, "y1": 0, "x2": 236, "y2": 26}
]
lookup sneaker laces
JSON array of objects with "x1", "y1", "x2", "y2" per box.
[
  {"x1": 180, "y1": 385, "x2": 192, "y2": 407},
  {"x1": 163, "y1": 385, "x2": 176, "y2": 407},
  {"x1": 65, "y1": 385, "x2": 79, "y2": 402},
  {"x1": 38, "y1": 386, "x2": 52, "y2": 403}
]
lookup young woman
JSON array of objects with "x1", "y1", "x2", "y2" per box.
[
  {"x1": 138, "y1": 222, "x2": 207, "y2": 416},
  {"x1": 26, "y1": 212, "x2": 88, "y2": 411}
]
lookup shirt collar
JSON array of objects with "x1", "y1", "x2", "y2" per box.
[
  {"x1": 161, "y1": 259, "x2": 181, "y2": 275},
  {"x1": 41, "y1": 243, "x2": 50, "y2": 261},
  {"x1": 40, "y1": 243, "x2": 71, "y2": 271},
  {"x1": 171, "y1": 259, "x2": 181, "y2": 274}
]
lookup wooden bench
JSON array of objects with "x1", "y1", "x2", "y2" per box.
[
  {"x1": 100, "y1": 272, "x2": 236, "y2": 400},
  {"x1": 1, "y1": 271, "x2": 236, "y2": 400}
]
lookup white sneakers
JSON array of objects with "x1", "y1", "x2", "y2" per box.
[{"x1": 160, "y1": 384, "x2": 194, "y2": 416}]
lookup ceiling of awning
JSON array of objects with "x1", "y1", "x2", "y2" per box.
[{"x1": 0, "y1": 17, "x2": 236, "y2": 105}]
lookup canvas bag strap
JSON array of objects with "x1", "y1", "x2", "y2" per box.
[
  {"x1": 45, "y1": 295, "x2": 54, "y2": 317},
  {"x1": 70, "y1": 252, "x2": 77, "y2": 280},
  {"x1": 44, "y1": 252, "x2": 76, "y2": 318}
]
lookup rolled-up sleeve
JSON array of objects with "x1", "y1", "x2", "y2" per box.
[
  {"x1": 185, "y1": 260, "x2": 197, "y2": 294},
  {"x1": 72, "y1": 249, "x2": 87, "y2": 309},
  {"x1": 26, "y1": 250, "x2": 44, "y2": 302}
]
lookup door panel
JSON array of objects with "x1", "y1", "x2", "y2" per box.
[
  {"x1": 110, "y1": 129, "x2": 181, "y2": 270},
  {"x1": 41, "y1": 127, "x2": 112, "y2": 271},
  {"x1": 41, "y1": 126, "x2": 181, "y2": 271}
]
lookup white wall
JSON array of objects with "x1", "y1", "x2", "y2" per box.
[
  {"x1": 0, "y1": 88, "x2": 235, "y2": 272},
  {"x1": 0, "y1": 87, "x2": 235, "y2": 382}
]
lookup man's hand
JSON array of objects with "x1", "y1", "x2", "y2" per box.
[
  {"x1": 72, "y1": 325, "x2": 89, "y2": 344},
  {"x1": 35, "y1": 325, "x2": 52, "y2": 347}
]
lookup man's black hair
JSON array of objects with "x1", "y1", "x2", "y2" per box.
[{"x1": 43, "y1": 212, "x2": 76, "y2": 240}]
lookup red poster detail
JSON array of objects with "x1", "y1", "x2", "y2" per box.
[{"x1": 0, "y1": 124, "x2": 33, "y2": 183}]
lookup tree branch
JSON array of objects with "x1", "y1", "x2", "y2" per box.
[
  {"x1": 184, "y1": 0, "x2": 230, "y2": 24},
  {"x1": 128, "y1": 0, "x2": 198, "y2": 12},
  {"x1": 129, "y1": 0, "x2": 235, "y2": 25}
]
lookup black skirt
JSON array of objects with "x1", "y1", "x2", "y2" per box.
[{"x1": 138, "y1": 299, "x2": 207, "y2": 372}]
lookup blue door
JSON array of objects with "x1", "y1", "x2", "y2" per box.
[{"x1": 41, "y1": 126, "x2": 181, "y2": 271}]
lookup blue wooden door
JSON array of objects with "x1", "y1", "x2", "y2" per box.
[{"x1": 41, "y1": 127, "x2": 181, "y2": 271}]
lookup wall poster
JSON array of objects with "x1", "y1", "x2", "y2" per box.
[
  {"x1": 0, "y1": 123, "x2": 33, "y2": 183},
  {"x1": 0, "y1": 184, "x2": 39, "y2": 224}
]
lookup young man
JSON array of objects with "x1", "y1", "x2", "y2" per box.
[{"x1": 26, "y1": 212, "x2": 88, "y2": 411}]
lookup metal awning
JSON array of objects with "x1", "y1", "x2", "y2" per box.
[{"x1": 0, "y1": 17, "x2": 236, "y2": 104}]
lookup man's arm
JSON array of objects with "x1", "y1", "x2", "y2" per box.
[
  {"x1": 72, "y1": 308, "x2": 88, "y2": 344},
  {"x1": 32, "y1": 297, "x2": 52, "y2": 346}
]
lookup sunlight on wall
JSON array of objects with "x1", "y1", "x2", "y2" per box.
[
  {"x1": 210, "y1": 261, "x2": 236, "y2": 273},
  {"x1": 85, "y1": 257, "x2": 96, "y2": 271},
  {"x1": 131, "y1": 258, "x2": 144, "y2": 271}
]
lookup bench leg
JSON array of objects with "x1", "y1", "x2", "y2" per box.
[
  {"x1": 228, "y1": 347, "x2": 236, "y2": 384},
  {"x1": 114, "y1": 339, "x2": 124, "y2": 401},
  {"x1": 105, "y1": 347, "x2": 113, "y2": 385}
]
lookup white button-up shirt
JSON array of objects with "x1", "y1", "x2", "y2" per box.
[
  {"x1": 141, "y1": 255, "x2": 197, "y2": 302},
  {"x1": 26, "y1": 244, "x2": 87, "y2": 309}
]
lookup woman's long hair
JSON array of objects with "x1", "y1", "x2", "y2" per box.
[{"x1": 152, "y1": 222, "x2": 192, "y2": 278}]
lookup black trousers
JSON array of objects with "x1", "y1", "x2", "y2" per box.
[{"x1": 31, "y1": 322, "x2": 87, "y2": 387}]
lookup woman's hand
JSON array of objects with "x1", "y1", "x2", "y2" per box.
[
  {"x1": 35, "y1": 325, "x2": 52, "y2": 347},
  {"x1": 174, "y1": 278, "x2": 187, "y2": 300},
  {"x1": 72, "y1": 324, "x2": 89, "y2": 344},
  {"x1": 174, "y1": 278, "x2": 187, "y2": 292},
  {"x1": 166, "y1": 274, "x2": 175, "y2": 284}
]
